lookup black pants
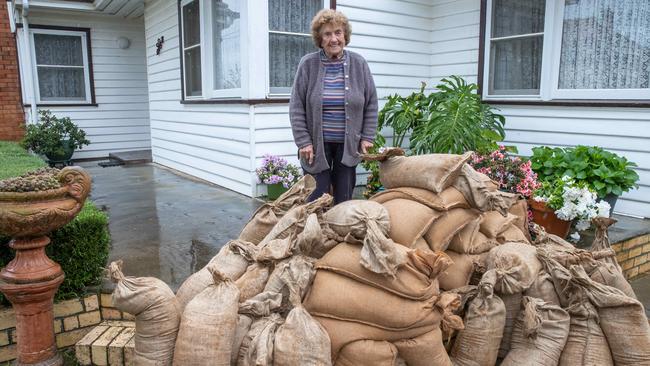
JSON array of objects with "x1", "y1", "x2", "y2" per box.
[{"x1": 307, "y1": 142, "x2": 356, "y2": 205}]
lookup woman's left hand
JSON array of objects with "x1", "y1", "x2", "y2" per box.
[{"x1": 359, "y1": 140, "x2": 374, "y2": 154}]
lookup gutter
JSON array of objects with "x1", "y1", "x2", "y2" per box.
[{"x1": 20, "y1": 0, "x2": 38, "y2": 124}]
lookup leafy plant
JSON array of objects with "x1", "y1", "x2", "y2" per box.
[
  {"x1": 469, "y1": 146, "x2": 540, "y2": 198},
  {"x1": 255, "y1": 154, "x2": 302, "y2": 189},
  {"x1": 530, "y1": 145, "x2": 639, "y2": 198},
  {"x1": 21, "y1": 110, "x2": 90, "y2": 158},
  {"x1": 409, "y1": 76, "x2": 505, "y2": 155}
]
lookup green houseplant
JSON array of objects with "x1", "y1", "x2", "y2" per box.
[
  {"x1": 530, "y1": 145, "x2": 639, "y2": 212},
  {"x1": 256, "y1": 154, "x2": 302, "y2": 200},
  {"x1": 21, "y1": 110, "x2": 90, "y2": 165}
]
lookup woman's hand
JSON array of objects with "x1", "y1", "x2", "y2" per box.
[
  {"x1": 299, "y1": 145, "x2": 314, "y2": 165},
  {"x1": 359, "y1": 140, "x2": 374, "y2": 154}
]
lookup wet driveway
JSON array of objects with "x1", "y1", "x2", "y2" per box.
[{"x1": 80, "y1": 162, "x2": 261, "y2": 291}]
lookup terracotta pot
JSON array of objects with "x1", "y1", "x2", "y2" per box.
[{"x1": 528, "y1": 199, "x2": 572, "y2": 239}]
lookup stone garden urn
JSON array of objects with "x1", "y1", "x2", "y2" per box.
[{"x1": 0, "y1": 167, "x2": 91, "y2": 366}]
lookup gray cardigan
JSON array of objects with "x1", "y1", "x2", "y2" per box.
[{"x1": 289, "y1": 50, "x2": 378, "y2": 174}]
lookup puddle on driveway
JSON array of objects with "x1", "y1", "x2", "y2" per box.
[{"x1": 80, "y1": 163, "x2": 262, "y2": 291}]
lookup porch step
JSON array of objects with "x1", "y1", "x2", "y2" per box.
[
  {"x1": 108, "y1": 149, "x2": 152, "y2": 165},
  {"x1": 75, "y1": 320, "x2": 135, "y2": 366}
]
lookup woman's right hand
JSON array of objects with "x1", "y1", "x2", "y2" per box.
[{"x1": 299, "y1": 145, "x2": 314, "y2": 165}]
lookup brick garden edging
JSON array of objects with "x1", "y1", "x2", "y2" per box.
[{"x1": 613, "y1": 234, "x2": 650, "y2": 279}]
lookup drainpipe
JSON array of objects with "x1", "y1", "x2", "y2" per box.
[{"x1": 21, "y1": 0, "x2": 38, "y2": 124}]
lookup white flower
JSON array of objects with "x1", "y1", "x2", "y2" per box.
[
  {"x1": 569, "y1": 232, "x2": 581, "y2": 242},
  {"x1": 596, "y1": 200, "x2": 611, "y2": 217}
]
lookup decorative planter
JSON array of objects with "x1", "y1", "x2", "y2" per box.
[
  {"x1": 266, "y1": 183, "x2": 288, "y2": 200},
  {"x1": 45, "y1": 140, "x2": 74, "y2": 167},
  {"x1": 528, "y1": 199, "x2": 572, "y2": 239},
  {"x1": 0, "y1": 166, "x2": 91, "y2": 366}
]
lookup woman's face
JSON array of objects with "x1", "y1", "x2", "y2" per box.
[{"x1": 320, "y1": 23, "x2": 345, "y2": 58}]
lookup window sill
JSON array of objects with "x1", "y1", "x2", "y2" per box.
[
  {"x1": 482, "y1": 99, "x2": 650, "y2": 108},
  {"x1": 180, "y1": 98, "x2": 290, "y2": 105},
  {"x1": 24, "y1": 103, "x2": 98, "y2": 107}
]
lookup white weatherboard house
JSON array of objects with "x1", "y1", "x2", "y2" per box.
[{"x1": 7, "y1": 0, "x2": 650, "y2": 218}]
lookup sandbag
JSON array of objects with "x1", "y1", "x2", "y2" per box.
[
  {"x1": 499, "y1": 291, "x2": 523, "y2": 359},
  {"x1": 232, "y1": 315, "x2": 253, "y2": 366},
  {"x1": 451, "y1": 280, "x2": 505, "y2": 366},
  {"x1": 370, "y1": 186, "x2": 469, "y2": 211},
  {"x1": 382, "y1": 198, "x2": 441, "y2": 248},
  {"x1": 497, "y1": 225, "x2": 530, "y2": 244},
  {"x1": 448, "y1": 216, "x2": 500, "y2": 254},
  {"x1": 316, "y1": 243, "x2": 450, "y2": 300},
  {"x1": 239, "y1": 175, "x2": 316, "y2": 244},
  {"x1": 486, "y1": 242, "x2": 542, "y2": 294},
  {"x1": 394, "y1": 327, "x2": 452, "y2": 366},
  {"x1": 296, "y1": 213, "x2": 327, "y2": 258},
  {"x1": 335, "y1": 340, "x2": 399, "y2": 366},
  {"x1": 273, "y1": 280, "x2": 331, "y2": 366},
  {"x1": 237, "y1": 313, "x2": 284, "y2": 366},
  {"x1": 173, "y1": 269, "x2": 240, "y2": 366},
  {"x1": 238, "y1": 291, "x2": 282, "y2": 317},
  {"x1": 424, "y1": 208, "x2": 478, "y2": 252},
  {"x1": 109, "y1": 261, "x2": 180, "y2": 366},
  {"x1": 588, "y1": 260, "x2": 637, "y2": 299},
  {"x1": 570, "y1": 265, "x2": 650, "y2": 366},
  {"x1": 501, "y1": 297, "x2": 570, "y2": 366},
  {"x1": 438, "y1": 251, "x2": 485, "y2": 291},
  {"x1": 452, "y1": 163, "x2": 518, "y2": 214},
  {"x1": 324, "y1": 200, "x2": 390, "y2": 239},
  {"x1": 303, "y1": 270, "x2": 440, "y2": 330},
  {"x1": 508, "y1": 199, "x2": 531, "y2": 241},
  {"x1": 436, "y1": 291, "x2": 465, "y2": 339},
  {"x1": 479, "y1": 211, "x2": 517, "y2": 238},
  {"x1": 175, "y1": 240, "x2": 256, "y2": 312},
  {"x1": 236, "y1": 263, "x2": 271, "y2": 302},
  {"x1": 379, "y1": 152, "x2": 472, "y2": 193},
  {"x1": 524, "y1": 272, "x2": 561, "y2": 306},
  {"x1": 263, "y1": 255, "x2": 316, "y2": 314},
  {"x1": 590, "y1": 216, "x2": 620, "y2": 271}
]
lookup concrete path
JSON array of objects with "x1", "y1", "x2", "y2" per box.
[{"x1": 80, "y1": 162, "x2": 261, "y2": 291}]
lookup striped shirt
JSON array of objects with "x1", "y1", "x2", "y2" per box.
[{"x1": 321, "y1": 51, "x2": 346, "y2": 142}]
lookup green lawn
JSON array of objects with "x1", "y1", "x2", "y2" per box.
[{"x1": 0, "y1": 141, "x2": 46, "y2": 180}]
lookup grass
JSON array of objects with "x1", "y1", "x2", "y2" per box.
[{"x1": 0, "y1": 141, "x2": 46, "y2": 180}]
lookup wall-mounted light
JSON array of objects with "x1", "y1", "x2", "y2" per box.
[{"x1": 116, "y1": 36, "x2": 131, "y2": 49}]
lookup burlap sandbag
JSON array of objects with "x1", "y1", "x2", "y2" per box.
[
  {"x1": 273, "y1": 282, "x2": 331, "y2": 366},
  {"x1": 379, "y1": 152, "x2": 472, "y2": 193},
  {"x1": 324, "y1": 199, "x2": 390, "y2": 239},
  {"x1": 109, "y1": 261, "x2": 180, "y2": 366},
  {"x1": 501, "y1": 297, "x2": 570, "y2": 366},
  {"x1": 394, "y1": 327, "x2": 452, "y2": 366},
  {"x1": 296, "y1": 213, "x2": 328, "y2": 258},
  {"x1": 497, "y1": 225, "x2": 530, "y2": 244},
  {"x1": 570, "y1": 265, "x2": 650, "y2": 366},
  {"x1": 239, "y1": 175, "x2": 316, "y2": 244},
  {"x1": 424, "y1": 208, "x2": 478, "y2": 252},
  {"x1": 453, "y1": 164, "x2": 519, "y2": 214},
  {"x1": 523, "y1": 272, "x2": 561, "y2": 306},
  {"x1": 590, "y1": 216, "x2": 620, "y2": 270},
  {"x1": 335, "y1": 340, "x2": 399, "y2": 366},
  {"x1": 479, "y1": 211, "x2": 517, "y2": 238},
  {"x1": 236, "y1": 263, "x2": 271, "y2": 302},
  {"x1": 314, "y1": 315, "x2": 438, "y2": 361},
  {"x1": 438, "y1": 251, "x2": 486, "y2": 291},
  {"x1": 172, "y1": 269, "x2": 239, "y2": 366},
  {"x1": 175, "y1": 240, "x2": 257, "y2": 312},
  {"x1": 448, "y1": 216, "x2": 500, "y2": 254},
  {"x1": 303, "y1": 270, "x2": 440, "y2": 330},
  {"x1": 508, "y1": 199, "x2": 531, "y2": 241},
  {"x1": 588, "y1": 260, "x2": 637, "y2": 299},
  {"x1": 451, "y1": 279, "x2": 505, "y2": 366},
  {"x1": 262, "y1": 255, "x2": 315, "y2": 314},
  {"x1": 232, "y1": 315, "x2": 253, "y2": 366},
  {"x1": 370, "y1": 186, "x2": 469, "y2": 211},
  {"x1": 486, "y1": 242, "x2": 542, "y2": 294},
  {"x1": 436, "y1": 291, "x2": 465, "y2": 339},
  {"x1": 382, "y1": 198, "x2": 442, "y2": 248},
  {"x1": 237, "y1": 313, "x2": 284, "y2": 366},
  {"x1": 499, "y1": 291, "x2": 523, "y2": 359},
  {"x1": 316, "y1": 243, "x2": 450, "y2": 300},
  {"x1": 238, "y1": 291, "x2": 282, "y2": 317}
]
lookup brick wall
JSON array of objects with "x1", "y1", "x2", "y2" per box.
[
  {"x1": 613, "y1": 234, "x2": 650, "y2": 279},
  {"x1": 0, "y1": 2, "x2": 25, "y2": 141}
]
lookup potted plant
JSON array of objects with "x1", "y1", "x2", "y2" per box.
[
  {"x1": 530, "y1": 145, "x2": 639, "y2": 214},
  {"x1": 469, "y1": 145, "x2": 540, "y2": 199},
  {"x1": 21, "y1": 110, "x2": 90, "y2": 166},
  {"x1": 255, "y1": 154, "x2": 302, "y2": 200},
  {"x1": 531, "y1": 176, "x2": 611, "y2": 240}
]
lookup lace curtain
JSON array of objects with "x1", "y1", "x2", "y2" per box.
[
  {"x1": 33, "y1": 33, "x2": 86, "y2": 101},
  {"x1": 559, "y1": 0, "x2": 650, "y2": 89},
  {"x1": 268, "y1": 0, "x2": 320, "y2": 91},
  {"x1": 213, "y1": 0, "x2": 241, "y2": 89}
]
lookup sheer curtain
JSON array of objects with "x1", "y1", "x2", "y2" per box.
[
  {"x1": 33, "y1": 34, "x2": 86, "y2": 101},
  {"x1": 268, "y1": 0, "x2": 320, "y2": 91},
  {"x1": 489, "y1": 0, "x2": 546, "y2": 95},
  {"x1": 213, "y1": 0, "x2": 240, "y2": 90},
  {"x1": 559, "y1": 0, "x2": 650, "y2": 90}
]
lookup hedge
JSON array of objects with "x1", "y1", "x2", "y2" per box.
[{"x1": 0, "y1": 141, "x2": 110, "y2": 304}]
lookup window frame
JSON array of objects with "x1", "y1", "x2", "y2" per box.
[
  {"x1": 19, "y1": 25, "x2": 96, "y2": 106},
  {"x1": 479, "y1": 0, "x2": 650, "y2": 104},
  {"x1": 179, "y1": 0, "x2": 204, "y2": 100}
]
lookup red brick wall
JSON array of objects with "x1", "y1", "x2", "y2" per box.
[{"x1": 0, "y1": 2, "x2": 24, "y2": 141}]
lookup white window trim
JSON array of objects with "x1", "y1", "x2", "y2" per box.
[
  {"x1": 180, "y1": 0, "x2": 203, "y2": 100},
  {"x1": 482, "y1": 0, "x2": 650, "y2": 101},
  {"x1": 23, "y1": 28, "x2": 92, "y2": 105}
]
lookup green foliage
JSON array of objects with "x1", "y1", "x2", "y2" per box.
[
  {"x1": 0, "y1": 201, "x2": 110, "y2": 304},
  {"x1": 21, "y1": 110, "x2": 90, "y2": 158},
  {"x1": 0, "y1": 141, "x2": 47, "y2": 180},
  {"x1": 530, "y1": 145, "x2": 639, "y2": 198}
]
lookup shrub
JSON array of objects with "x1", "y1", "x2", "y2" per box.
[{"x1": 21, "y1": 110, "x2": 90, "y2": 158}]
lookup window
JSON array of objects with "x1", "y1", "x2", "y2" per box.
[
  {"x1": 268, "y1": 0, "x2": 321, "y2": 94},
  {"x1": 22, "y1": 27, "x2": 94, "y2": 105},
  {"x1": 482, "y1": 0, "x2": 650, "y2": 101},
  {"x1": 211, "y1": 0, "x2": 241, "y2": 91},
  {"x1": 181, "y1": 0, "x2": 202, "y2": 97}
]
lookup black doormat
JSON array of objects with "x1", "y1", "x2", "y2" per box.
[{"x1": 97, "y1": 160, "x2": 125, "y2": 168}]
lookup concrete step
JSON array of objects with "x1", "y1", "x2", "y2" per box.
[{"x1": 75, "y1": 320, "x2": 135, "y2": 366}]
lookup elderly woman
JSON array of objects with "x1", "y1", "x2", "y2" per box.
[{"x1": 290, "y1": 9, "x2": 378, "y2": 205}]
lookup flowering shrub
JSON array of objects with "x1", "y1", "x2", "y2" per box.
[
  {"x1": 469, "y1": 146, "x2": 540, "y2": 198},
  {"x1": 534, "y1": 176, "x2": 610, "y2": 238},
  {"x1": 255, "y1": 154, "x2": 302, "y2": 189}
]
